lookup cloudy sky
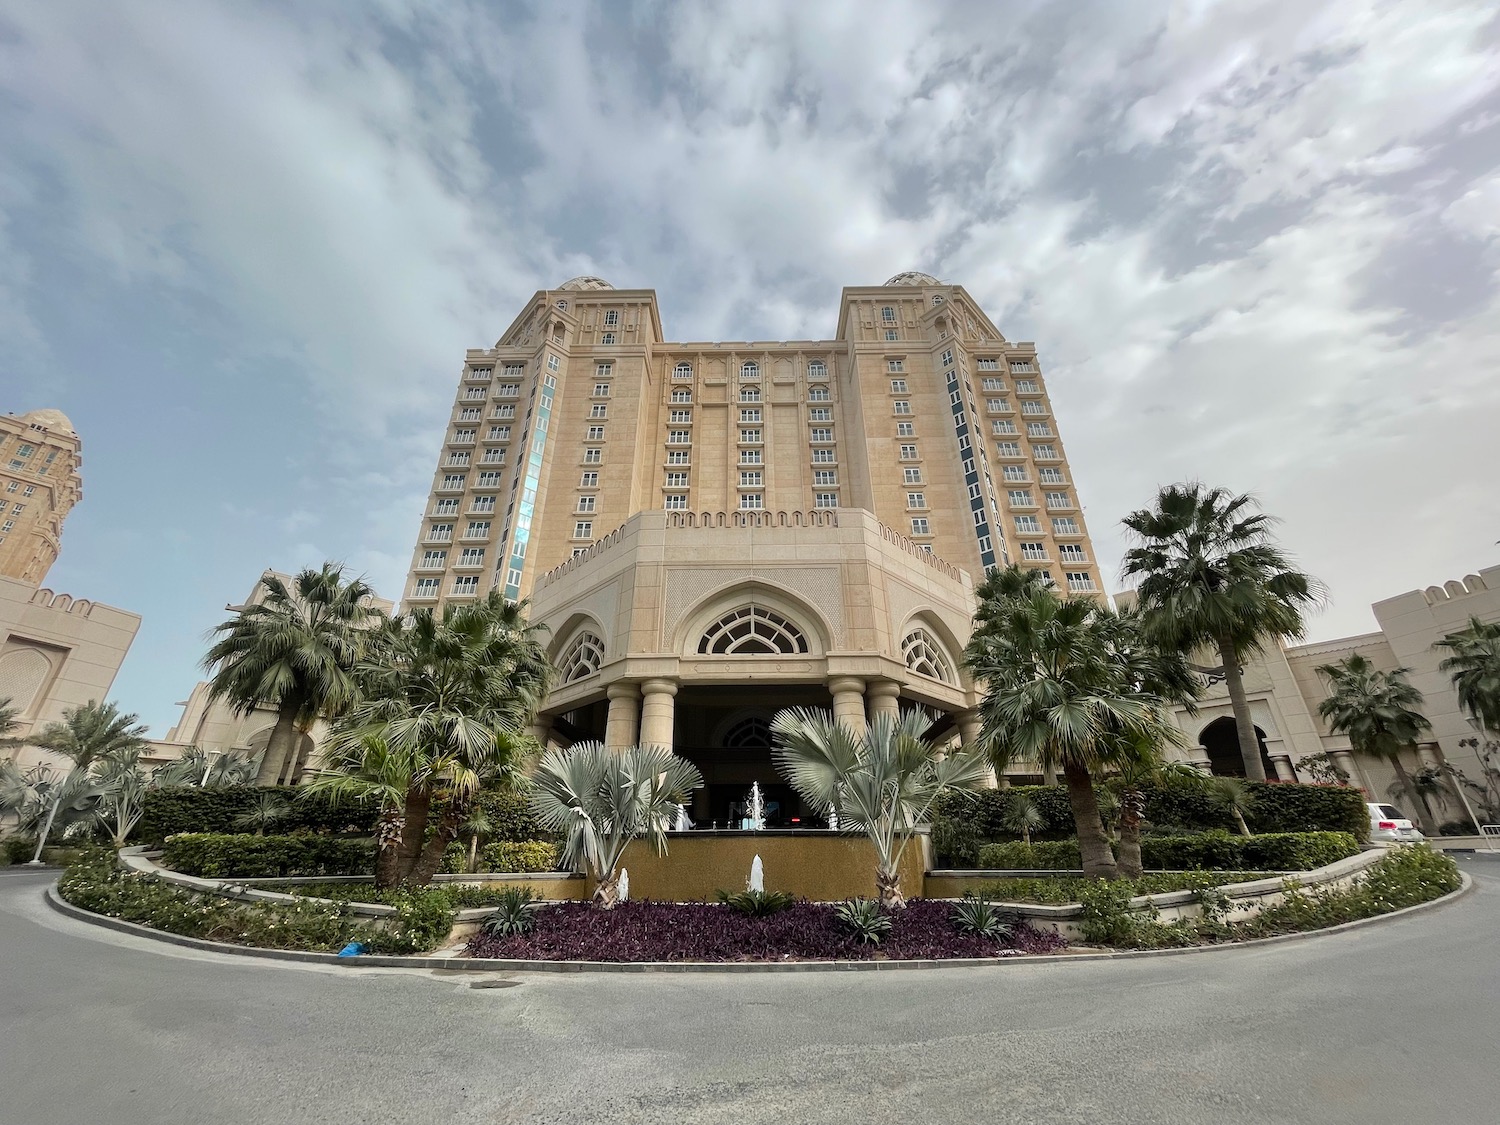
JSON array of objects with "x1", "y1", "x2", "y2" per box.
[{"x1": 4, "y1": 1, "x2": 1499, "y2": 734}]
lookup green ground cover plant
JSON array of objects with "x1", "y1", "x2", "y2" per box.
[
  {"x1": 273, "y1": 880, "x2": 542, "y2": 910},
  {"x1": 976, "y1": 871, "x2": 1266, "y2": 905}
]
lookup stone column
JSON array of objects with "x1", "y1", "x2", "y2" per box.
[
  {"x1": 866, "y1": 681, "x2": 902, "y2": 724},
  {"x1": 1187, "y1": 746, "x2": 1213, "y2": 774},
  {"x1": 531, "y1": 718, "x2": 553, "y2": 752},
  {"x1": 828, "y1": 677, "x2": 867, "y2": 733},
  {"x1": 1332, "y1": 749, "x2": 1364, "y2": 792},
  {"x1": 955, "y1": 708, "x2": 998, "y2": 789},
  {"x1": 604, "y1": 682, "x2": 641, "y2": 750},
  {"x1": 1271, "y1": 755, "x2": 1297, "y2": 782},
  {"x1": 1416, "y1": 743, "x2": 1441, "y2": 771},
  {"x1": 639, "y1": 678, "x2": 678, "y2": 751}
]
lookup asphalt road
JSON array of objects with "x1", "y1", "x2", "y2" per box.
[{"x1": 2, "y1": 858, "x2": 1496, "y2": 1125}]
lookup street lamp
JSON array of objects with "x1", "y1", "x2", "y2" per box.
[{"x1": 200, "y1": 749, "x2": 223, "y2": 786}]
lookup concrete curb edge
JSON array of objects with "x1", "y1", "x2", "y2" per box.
[{"x1": 42, "y1": 872, "x2": 1475, "y2": 974}]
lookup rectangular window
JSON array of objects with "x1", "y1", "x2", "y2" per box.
[
  {"x1": 1016, "y1": 380, "x2": 1040, "y2": 394},
  {"x1": 890, "y1": 379, "x2": 908, "y2": 393},
  {"x1": 590, "y1": 404, "x2": 607, "y2": 419},
  {"x1": 503, "y1": 364, "x2": 523, "y2": 377},
  {"x1": 496, "y1": 383, "x2": 520, "y2": 397},
  {"x1": 580, "y1": 472, "x2": 599, "y2": 487},
  {"x1": 1008, "y1": 490, "x2": 1034, "y2": 507},
  {"x1": 671, "y1": 388, "x2": 691, "y2": 403},
  {"x1": 740, "y1": 493, "x2": 763, "y2": 510},
  {"x1": 477, "y1": 471, "x2": 501, "y2": 487},
  {"x1": 665, "y1": 472, "x2": 689, "y2": 487},
  {"x1": 814, "y1": 492, "x2": 838, "y2": 508},
  {"x1": 434, "y1": 499, "x2": 459, "y2": 515},
  {"x1": 813, "y1": 470, "x2": 836, "y2": 485},
  {"x1": 899, "y1": 444, "x2": 919, "y2": 460},
  {"x1": 595, "y1": 363, "x2": 613, "y2": 378},
  {"x1": 587, "y1": 426, "x2": 606, "y2": 440},
  {"x1": 1059, "y1": 544, "x2": 1087, "y2": 562},
  {"x1": 494, "y1": 404, "x2": 516, "y2": 419},
  {"x1": 1027, "y1": 423, "x2": 1053, "y2": 437},
  {"x1": 459, "y1": 547, "x2": 485, "y2": 565},
  {"x1": 3, "y1": 482, "x2": 14, "y2": 493},
  {"x1": 1015, "y1": 515, "x2": 1040, "y2": 533},
  {"x1": 885, "y1": 329, "x2": 899, "y2": 341},
  {"x1": 904, "y1": 468, "x2": 922, "y2": 484},
  {"x1": 740, "y1": 386, "x2": 761, "y2": 402},
  {"x1": 1004, "y1": 467, "x2": 1030, "y2": 484},
  {"x1": 1022, "y1": 401, "x2": 1046, "y2": 415},
  {"x1": 1046, "y1": 492, "x2": 1071, "y2": 509},
  {"x1": 601, "y1": 332, "x2": 616, "y2": 344},
  {"x1": 446, "y1": 452, "x2": 470, "y2": 466},
  {"x1": 470, "y1": 496, "x2": 496, "y2": 513},
  {"x1": 739, "y1": 449, "x2": 762, "y2": 465},
  {"x1": 811, "y1": 448, "x2": 835, "y2": 463},
  {"x1": 1067, "y1": 572, "x2": 1097, "y2": 592},
  {"x1": 910, "y1": 518, "x2": 930, "y2": 536},
  {"x1": 887, "y1": 359, "x2": 904, "y2": 372},
  {"x1": 808, "y1": 386, "x2": 830, "y2": 402},
  {"x1": 981, "y1": 377, "x2": 1005, "y2": 391},
  {"x1": 480, "y1": 449, "x2": 506, "y2": 465},
  {"x1": 546, "y1": 355, "x2": 559, "y2": 371},
  {"x1": 1020, "y1": 542, "x2": 1047, "y2": 560},
  {"x1": 576, "y1": 496, "x2": 596, "y2": 513},
  {"x1": 420, "y1": 550, "x2": 447, "y2": 568},
  {"x1": 664, "y1": 494, "x2": 687, "y2": 509},
  {"x1": 1052, "y1": 518, "x2": 1080, "y2": 535},
  {"x1": 465, "y1": 521, "x2": 491, "y2": 538},
  {"x1": 452, "y1": 429, "x2": 475, "y2": 443},
  {"x1": 594, "y1": 382, "x2": 611, "y2": 397},
  {"x1": 739, "y1": 408, "x2": 761, "y2": 423},
  {"x1": 453, "y1": 576, "x2": 479, "y2": 594},
  {"x1": 740, "y1": 429, "x2": 762, "y2": 444},
  {"x1": 1034, "y1": 444, "x2": 1058, "y2": 459},
  {"x1": 978, "y1": 359, "x2": 999, "y2": 371},
  {"x1": 739, "y1": 471, "x2": 762, "y2": 487},
  {"x1": 992, "y1": 420, "x2": 1017, "y2": 435},
  {"x1": 986, "y1": 399, "x2": 1009, "y2": 413},
  {"x1": 488, "y1": 425, "x2": 510, "y2": 440},
  {"x1": 808, "y1": 407, "x2": 832, "y2": 421},
  {"x1": 414, "y1": 577, "x2": 440, "y2": 596},
  {"x1": 892, "y1": 401, "x2": 912, "y2": 415},
  {"x1": 1040, "y1": 468, "x2": 1065, "y2": 483},
  {"x1": 896, "y1": 421, "x2": 914, "y2": 437},
  {"x1": 808, "y1": 361, "x2": 827, "y2": 379},
  {"x1": 810, "y1": 427, "x2": 833, "y2": 442},
  {"x1": 441, "y1": 474, "x2": 466, "y2": 490},
  {"x1": 907, "y1": 492, "x2": 926, "y2": 509},
  {"x1": 459, "y1": 408, "x2": 481, "y2": 421},
  {"x1": 667, "y1": 450, "x2": 689, "y2": 464},
  {"x1": 604, "y1": 310, "x2": 619, "y2": 327},
  {"x1": 584, "y1": 448, "x2": 602, "y2": 464},
  {"x1": 429, "y1": 524, "x2": 453, "y2": 541},
  {"x1": 881, "y1": 306, "x2": 897, "y2": 324},
  {"x1": 940, "y1": 349, "x2": 953, "y2": 366},
  {"x1": 668, "y1": 430, "x2": 691, "y2": 444},
  {"x1": 467, "y1": 367, "x2": 491, "y2": 381},
  {"x1": 573, "y1": 521, "x2": 593, "y2": 539}
]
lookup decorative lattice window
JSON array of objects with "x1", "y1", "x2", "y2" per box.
[
  {"x1": 902, "y1": 628, "x2": 954, "y2": 683},
  {"x1": 723, "y1": 716, "x2": 774, "y2": 749},
  {"x1": 698, "y1": 607, "x2": 808, "y2": 655},
  {"x1": 558, "y1": 632, "x2": 605, "y2": 682}
]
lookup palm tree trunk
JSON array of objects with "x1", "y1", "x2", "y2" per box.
[
  {"x1": 1233, "y1": 807, "x2": 1252, "y2": 837},
  {"x1": 1389, "y1": 755, "x2": 1438, "y2": 835},
  {"x1": 374, "y1": 807, "x2": 405, "y2": 889},
  {"x1": 1217, "y1": 635, "x2": 1267, "y2": 782},
  {"x1": 467, "y1": 834, "x2": 480, "y2": 874},
  {"x1": 409, "y1": 800, "x2": 467, "y2": 886},
  {"x1": 1062, "y1": 760, "x2": 1117, "y2": 879},
  {"x1": 393, "y1": 788, "x2": 431, "y2": 884},
  {"x1": 876, "y1": 866, "x2": 906, "y2": 909},
  {"x1": 1117, "y1": 789, "x2": 1144, "y2": 879},
  {"x1": 254, "y1": 702, "x2": 302, "y2": 787}
]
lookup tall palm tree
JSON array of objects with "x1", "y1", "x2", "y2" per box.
[
  {"x1": 25, "y1": 700, "x2": 149, "y2": 857},
  {"x1": 0, "y1": 696, "x2": 22, "y2": 747},
  {"x1": 307, "y1": 591, "x2": 551, "y2": 887},
  {"x1": 1122, "y1": 483, "x2": 1324, "y2": 781},
  {"x1": 1316, "y1": 655, "x2": 1437, "y2": 834},
  {"x1": 771, "y1": 708, "x2": 990, "y2": 907},
  {"x1": 529, "y1": 742, "x2": 703, "y2": 907},
  {"x1": 203, "y1": 565, "x2": 381, "y2": 786},
  {"x1": 965, "y1": 589, "x2": 1185, "y2": 879},
  {"x1": 1436, "y1": 617, "x2": 1500, "y2": 735}
]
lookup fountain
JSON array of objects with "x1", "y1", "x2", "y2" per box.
[
  {"x1": 617, "y1": 868, "x2": 629, "y2": 902},
  {"x1": 746, "y1": 782, "x2": 766, "y2": 831},
  {"x1": 748, "y1": 854, "x2": 764, "y2": 893},
  {"x1": 673, "y1": 803, "x2": 691, "y2": 831},
  {"x1": 827, "y1": 805, "x2": 839, "y2": 831}
]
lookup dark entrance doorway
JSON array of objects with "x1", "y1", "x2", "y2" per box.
[{"x1": 1200, "y1": 716, "x2": 1277, "y2": 779}]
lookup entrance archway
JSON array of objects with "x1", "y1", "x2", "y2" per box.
[{"x1": 1200, "y1": 716, "x2": 1277, "y2": 779}]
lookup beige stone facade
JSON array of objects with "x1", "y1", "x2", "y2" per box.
[
  {"x1": 401, "y1": 274, "x2": 1104, "y2": 818},
  {"x1": 0, "y1": 409, "x2": 82, "y2": 584},
  {"x1": 1145, "y1": 564, "x2": 1500, "y2": 819}
]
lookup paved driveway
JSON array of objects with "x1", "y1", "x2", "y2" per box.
[{"x1": 2, "y1": 858, "x2": 1495, "y2": 1125}]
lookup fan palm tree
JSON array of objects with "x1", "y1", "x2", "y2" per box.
[
  {"x1": 1436, "y1": 617, "x2": 1500, "y2": 735},
  {"x1": 203, "y1": 565, "x2": 382, "y2": 786},
  {"x1": 152, "y1": 746, "x2": 261, "y2": 788},
  {"x1": 1000, "y1": 792, "x2": 1044, "y2": 846},
  {"x1": 1122, "y1": 484, "x2": 1324, "y2": 781},
  {"x1": 306, "y1": 591, "x2": 551, "y2": 888},
  {"x1": 529, "y1": 742, "x2": 703, "y2": 907},
  {"x1": 1316, "y1": 655, "x2": 1437, "y2": 834},
  {"x1": 0, "y1": 696, "x2": 22, "y2": 748},
  {"x1": 965, "y1": 589, "x2": 1186, "y2": 879},
  {"x1": 91, "y1": 754, "x2": 149, "y2": 846},
  {"x1": 24, "y1": 700, "x2": 149, "y2": 857},
  {"x1": 232, "y1": 791, "x2": 291, "y2": 835},
  {"x1": 771, "y1": 708, "x2": 990, "y2": 907},
  {"x1": 1207, "y1": 776, "x2": 1255, "y2": 838}
]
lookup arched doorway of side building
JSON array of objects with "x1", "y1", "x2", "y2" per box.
[{"x1": 1199, "y1": 716, "x2": 1278, "y2": 780}]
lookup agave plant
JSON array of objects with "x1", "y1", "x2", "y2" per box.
[
  {"x1": 950, "y1": 895, "x2": 1016, "y2": 941},
  {"x1": 528, "y1": 742, "x2": 703, "y2": 907},
  {"x1": 479, "y1": 886, "x2": 538, "y2": 937},
  {"x1": 834, "y1": 897, "x2": 891, "y2": 945}
]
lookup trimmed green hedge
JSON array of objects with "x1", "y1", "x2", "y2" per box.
[
  {"x1": 1244, "y1": 784, "x2": 1367, "y2": 838},
  {"x1": 973, "y1": 831, "x2": 1361, "y2": 872},
  {"x1": 440, "y1": 839, "x2": 560, "y2": 875},
  {"x1": 161, "y1": 833, "x2": 375, "y2": 878},
  {"x1": 135, "y1": 786, "x2": 379, "y2": 843}
]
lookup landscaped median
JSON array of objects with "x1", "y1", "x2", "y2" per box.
[{"x1": 47, "y1": 841, "x2": 1466, "y2": 966}]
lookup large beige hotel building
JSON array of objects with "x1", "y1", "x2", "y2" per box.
[{"x1": 400, "y1": 273, "x2": 1100, "y2": 822}]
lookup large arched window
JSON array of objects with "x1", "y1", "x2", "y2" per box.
[
  {"x1": 673, "y1": 362, "x2": 693, "y2": 380},
  {"x1": 740, "y1": 360, "x2": 760, "y2": 380},
  {"x1": 902, "y1": 628, "x2": 954, "y2": 683},
  {"x1": 698, "y1": 606, "x2": 808, "y2": 655},
  {"x1": 558, "y1": 631, "x2": 605, "y2": 682},
  {"x1": 808, "y1": 360, "x2": 827, "y2": 380},
  {"x1": 723, "y1": 716, "x2": 774, "y2": 749}
]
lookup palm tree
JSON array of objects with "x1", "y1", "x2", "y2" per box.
[
  {"x1": 233, "y1": 791, "x2": 291, "y2": 835},
  {"x1": 91, "y1": 754, "x2": 149, "y2": 846},
  {"x1": 25, "y1": 700, "x2": 149, "y2": 857},
  {"x1": 771, "y1": 708, "x2": 990, "y2": 907},
  {"x1": 1317, "y1": 654, "x2": 1437, "y2": 834},
  {"x1": 1000, "y1": 792, "x2": 1044, "y2": 846},
  {"x1": 1436, "y1": 617, "x2": 1500, "y2": 735},
  {"x1": 0, "y1": 696, "x2": 22, "y2": 748},
  {"x1": 306, "y1": 592, "x2": 551, "y2": 888},
  {"x1": 965, "y1": 589, "x2": 1185, "y2": 879},
  {"x1": 1122, "y1": 483, "x2": 1323, "y2": 781},
  {"x1": 1207, "y1": 777, "x2": 1255, "y2": 838},
  {"x1": 529, "y1": 742, "x2": 703, "y2": 907},
  {"x1": 203, "y1": 565, "x2": 381, "y2": 786},
  {"x1": 151, "y1": 746, "x2": 262, "y2": 788}
]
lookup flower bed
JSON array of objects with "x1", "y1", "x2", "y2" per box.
[{"x1": 464, "y1": 899, "x2": 1068, "y2": 962}]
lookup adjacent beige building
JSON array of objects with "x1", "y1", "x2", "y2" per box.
[
  {"x1": 1144, "y1": 564, "x2": 1500, "y2": 820},
  {"x1": 402, "y1": 274, "x2": 1104, "y2": 821},
  {"x1": 0, "y1": 409, "x2": 83, "y2": 584}
]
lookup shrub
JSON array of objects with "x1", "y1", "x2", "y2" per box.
[
  {"x1": 1244, "y1": 783, "x2": 1368, "y2": 839},
  {"x1": 1140, "y1": 831, "x2": 1360, "y2": 872},
  {"x1": 480, "y1": 886, "x2": 539, "y2": 937},
  {"x1": 715, "y1": 889, "x2": 795, "y2": 917},
  {"x1": 1075, "y1": 879, "x2": 1137, "y2": 945},
  {"x1": 950, "y1": 895, "x2": 1016, "y2": 941},
  {"x1": 475, "y1": 785, "x2": 558, "y2": 843},
  {"x1": 1239, "y1": 845, "x2": 1460, "y2": 938},
  {"x1": 161, "y1": 833, "x2": 375, "y2": 878},
  {"x1": 977, "y1": 872, "x2": 1264, "y2": 904},
  {"x1": 975, "y1": 840, "x2": 1082, "y2": 870},
  {"x1": 136, "y1": 786, "x2": 378, "y2": 843},
  {"x1": 4, "y1": 837, "x2": 37, "y2": 865},
  {"x1": 834, "y1": 897, "x2": 892, "y2": 945},
  {"x1": 480, "y1": 841, "x2": 559, "y2": 873}
]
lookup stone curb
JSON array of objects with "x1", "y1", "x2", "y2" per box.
[{"x1": 43, "y1": 873, "x2": 1474, "y2": 974}]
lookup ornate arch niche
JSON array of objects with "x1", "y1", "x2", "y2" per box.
[{"x1": 674, "y1": 580, "x2": 832, "y2": 660}]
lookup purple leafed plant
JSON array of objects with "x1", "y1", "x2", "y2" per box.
[{"x1": 464, "y1": 899, "x2": 1067, "y2": 962}]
